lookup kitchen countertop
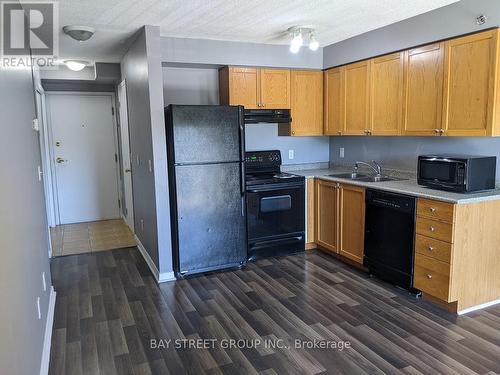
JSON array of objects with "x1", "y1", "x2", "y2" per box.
[{"x1": 288, "y1": 167, "x2": 500, "y2": 204}]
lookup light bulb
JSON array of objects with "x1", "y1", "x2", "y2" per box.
[
  {"x1": 309, "y1": 34, "x2": 319, "y2": 51},
  {"x1": 64, "y1": 60, "x2": 87, "y2": 71},
  {"x1": 290, "y1": 32, "x2": 303, "y2": 53}
]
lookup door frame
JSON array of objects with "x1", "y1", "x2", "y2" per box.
[
  {"x1": 44, "y1": 91, "x2": 121, "y2": 225},
  {"x1": 117, "y1": 80, "x2": 135, "y2": 232}
]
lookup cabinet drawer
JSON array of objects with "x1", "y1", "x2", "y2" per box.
[
  {"x1": 417, "y1": 199, "x2": 455, "y2": 223},
  {"x1": 415, "y1": 235, "x2": 452, "y2": 263},
  {"x1": 414, "y1": 253, "x2": 451, "y2": 301},
  {"x1": 416, "y1": 217, "x2": 453, "y2": 243}
]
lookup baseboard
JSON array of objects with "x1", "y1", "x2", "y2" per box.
[
  {"x1": 39, "y1": 286, "x2": 56, "y2": 375},
  {"x1": 458, "y1": 299, "x2": 500, "y2": 315},
  {"x1": 134, "y1": 235, "x2": 175, "y2": 284}
]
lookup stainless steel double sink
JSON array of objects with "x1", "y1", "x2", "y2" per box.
[{"x1": 326, "y1": 172, "x2": 405, "y2": 183}]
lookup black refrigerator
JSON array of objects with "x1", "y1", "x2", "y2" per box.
[{"x1": 165, "y1": 105, "x2": 247, "y2": 277}]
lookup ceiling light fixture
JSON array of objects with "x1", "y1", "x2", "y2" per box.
[
  {"x1": 309, "y1": 33, "x2": 319, "y2": 51},
  {"x1": 63, "y1": 60, "x2": 89, "y2": 71},
  {"x1": 288, "y1": 26, "x2": 319, "y2": 54},
  {"x1": 62, "y1": 25, "x2": 95, "y2": 41}
]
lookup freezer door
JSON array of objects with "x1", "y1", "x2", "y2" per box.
[
  {"x1": 169, "y1": 105, "x2": 244, "y2": 164},
  {"x1": 173, "y1": 162, "x2": 246, "y2": 275}
]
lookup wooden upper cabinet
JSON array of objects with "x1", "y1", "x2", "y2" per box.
[
  {"x1": 339, "y1": 184, "x2": 365, "y2": 264},
  {"x1": 344, "y1": 61, "x2": 371, "y2": 135},
  {"x1": 370, "y1": 52, "x2": 404, "y2": 135},
  {"x1": 289, "y1": 70, "x2": 323, "y2": 136},
  {"x1": 403, "y1": 43, "x2": 445, "y2": 136},
  {"x1": 315, "y1": 179, "x2": 339, "y2": 253},
  {"x1": 219, "y1": 67, "x2": 290, "y2": 109},
  {"x1": 324, "y1": 67, "x2": 344, "y2": 136},
  {"x1": 259, "y1": 69, "x2": 290, "y2": 109},
  {"x1": 442, "y1": 30, "x2": 499, "y2": 136},
  {"x1": 219, "y1": 67, "x2": 259, "y2": 109}
]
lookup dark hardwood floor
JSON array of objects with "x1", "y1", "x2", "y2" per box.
[{"x1": 49, "y1": 248, "x2": 500, "y2": 375}]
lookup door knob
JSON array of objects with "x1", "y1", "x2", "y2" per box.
[
  {"x1": 429, "y1": 226, "x2": 435, "y2": 232},
  {"x1": 56, "y1": 157, "x2": 66, "y2": 164},
  {"x1": 427, "y1": 274, "x2": 433, "y2": 279},
  {"x1": 428, "y1": 246, "x2": 434, "y2": 251}
]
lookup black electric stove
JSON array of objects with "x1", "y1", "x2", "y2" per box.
[{"x1": 245, "y1": 150, "x2": 305, "y2": 260}]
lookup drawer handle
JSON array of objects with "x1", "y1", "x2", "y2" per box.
[
  {"x1": 428, "y1": 246, "x2": 434, "y2": 251},
  {"x1": 427, "y1": 274, "x2": 433, "y2": 279},
  {"x1": 430, "y1": 207, "x2": 436, "y2": 213},
  {"x1": 429, "y1": 226, "x2": 435, "y2": 232}
]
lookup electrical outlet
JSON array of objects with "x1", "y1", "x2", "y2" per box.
[
  {"x1": 32, "y1": 118, "x2": 40, "y2": 131},
  {"x1": 42, "y1": 272, "x2": 46, "y2": 292},
  {"x1": 36, "y1": 297, "x2": 41, "y2": 319},
  {"x1": 339, "y1": 148, "x2": 345, "y2": 158},
  {"x1": 288, "y1": 150, "x2": 295, "y2": 160}
]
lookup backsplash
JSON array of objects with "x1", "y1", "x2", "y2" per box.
[
  {"x1": 245, "y1": 123, "x2": 329, "y2": 165},
  {"x1": 330, "y1": 136, "x2": 500, "y2": 178}
]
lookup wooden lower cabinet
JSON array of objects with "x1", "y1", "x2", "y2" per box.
[
  {"x1": 339, "y1": 185, "x2": 365, "y2": 263},
  {"x1": 414, "y1": 198, "x2": 500, "y2": 312},
  {"x1": 315, "y1": 179, "x2": 365, "y2": 264},
  {"x1": 315, "y1": 179, "x2": 340, "y2": 252}
]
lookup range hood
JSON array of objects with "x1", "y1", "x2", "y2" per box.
[{"x1": 244, "y1": 109, "x2": 291, "y2": 124}]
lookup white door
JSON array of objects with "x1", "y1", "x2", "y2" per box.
[
  {"x1": 117, "y1": 81, "x2": 135, "y2": 231},
  {"x1": 48, "y1": 94, "x2": 120, "y2": 224}
]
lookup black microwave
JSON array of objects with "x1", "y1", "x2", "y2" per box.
[{"x1": 417, "y1": 155, "x2": 496, "y2": 193}]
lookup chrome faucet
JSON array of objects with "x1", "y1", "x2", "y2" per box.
[{"x1": 354, "y1": 160, "x2": 383, "y2": 177}]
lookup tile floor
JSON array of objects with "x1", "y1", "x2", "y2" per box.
[{"x1": 50, "y1": 219, "x2": 136, "y2": 257}]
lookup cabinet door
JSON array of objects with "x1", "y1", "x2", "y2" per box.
[
  {"x1": 339, "y1": 184, "x2": 365, "y2": 264},
  {"x1": 442, "y1": 30, "x2": 498, "y2": 136},
  {"x1": 228, "y1": 67, "x2": 259, "y2": 109},
  {"x1": 403, "y1": 43, "x2": 445, "y2": 136},
  {"x1": 370, "y1": 52, "x2": 404, "y2": 135},
  {"x1": 290, "y1": 70, "x2": 323, "y2": 136},
  {"x1": 324, "y1": 67, "x2": 344, "y2": 135},
  {"x1": 260, "y1": 69, "x2": 291, "y2": 109},
  {"x1": 344, "y1": 61, "x2": 370, "y2": 135},
  {"x1": 315, "y1": 179, "x2": 339, "y2": 253}
]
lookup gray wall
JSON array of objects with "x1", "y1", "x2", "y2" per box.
[
  {"x1": 162, "y1": 66, "x2": 330, "y2": 165},
  {"x1": 161, "y1": 37, "x2": 323, "y2": 69},
  {"x1": 121, "y1": 26, "x2": 172, "y2": 273},
  {"x1": 323, "y1": 0, "x2": 500, "y2": 68},
  {"x1": 0, "y1": 59, "x2": 52, "y2": 373},
  {"x1": 330, "y1": 136, "x2": 500, "y2": 177},
  {"x1": 162, "y1": 66, "x2": 219, "y2": 105},
  {"x1": 247, "y1": 124, "x2": 329, "y2": 165}
]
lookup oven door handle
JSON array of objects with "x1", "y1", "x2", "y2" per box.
[{"x1": 247, "y1": 183, "x2": 304, "y2": 193}]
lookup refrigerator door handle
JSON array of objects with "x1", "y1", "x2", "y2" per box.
[
  {"x1": 240, "y1": 162, "x2": 245, "y2": 195},
  {"x1": 241, "y1": 196, "x2": 245, "y2": 217}
]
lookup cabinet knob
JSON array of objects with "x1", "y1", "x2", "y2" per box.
[
  {"x1": 440, "y1": 129, "x2": 445, "y2": 135},
  {"x1": 427, "y1": 274, "x2": 433, "y2": 279},
  {"x1": 434, "y1": 129, "x2": 440, "y2": 134},
  {"x1": 429, "y1": 226, "x2": 435, "y2": 232},
  {"x1": 428, "y1": 246, "x2": 434, "y2": 251},
  {"x1": 337, "y1": 131, "x2": 342, "y2": 135},
  {"x1": 430, "y1": 207, "x2": 436, "y2": 213},
  {"x1": 291, "y1": 131, "x2": 295, "y2": 135}
]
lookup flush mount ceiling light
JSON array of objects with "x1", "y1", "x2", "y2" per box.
[
  {"x1": 63, "y1": 60, "x2": 89, "y2": 71},
  {"x1": 288, "y1": 26, "x2": 319, "y2": 53},
  {"x1": 62, "y1": 25, "x2": 95, "y2": 41}
]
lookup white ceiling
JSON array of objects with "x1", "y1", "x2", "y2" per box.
[{"x1": 56, "y1": 0, "x2": 459, "y2": 62}]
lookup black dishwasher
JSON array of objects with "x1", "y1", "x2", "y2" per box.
[{"x1": 364, "y1": 189, "x2": 416, "y2": 290}]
